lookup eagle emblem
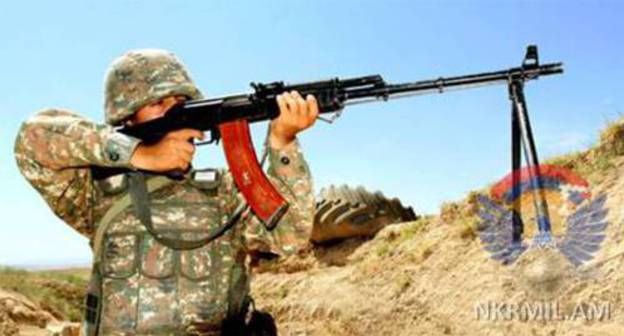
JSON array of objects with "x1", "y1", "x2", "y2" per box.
[{"x1": 476, "y1": 165, "x2": 608, "y2": 267}]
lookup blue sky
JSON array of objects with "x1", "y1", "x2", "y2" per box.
[{"x1": 1, "y1": 0, "x2": 622, "y2": 266}]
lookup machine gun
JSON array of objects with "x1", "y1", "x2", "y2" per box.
[{"x1": 108, "y1": 45, "x2": 563, "y2": 232}]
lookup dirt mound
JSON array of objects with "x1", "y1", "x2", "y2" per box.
[
  {"x1": 0, "y1": 288, "x2": 81, "y2": 336},
  {"x1": 0, "y1": 288, "x2": 56, "y2": 328},
  {"x1": 0, "y1": 301, "x2": 19, "y2": 336},
  {"x1": 0, "y1": 269, "x2": 85, "y2": 335},
  {"x1": 251, "y1": 120, "x2": 624, "y2": 335}
]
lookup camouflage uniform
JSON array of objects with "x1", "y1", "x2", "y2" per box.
[{"x1": 14, "y1": 50, "x2": 314, "y2": 335}]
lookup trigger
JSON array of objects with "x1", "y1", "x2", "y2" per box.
[{"x1": 196, "y1": 129, "x2": 221, "y2": 146}]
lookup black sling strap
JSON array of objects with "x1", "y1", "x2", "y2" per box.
[{"x1": 127, "y1": 172, "x2": 246, "y2": 250}]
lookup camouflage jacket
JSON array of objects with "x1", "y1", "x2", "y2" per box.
[{"x1": 14, "y1": 108, "x2": 314, "y2": 334}]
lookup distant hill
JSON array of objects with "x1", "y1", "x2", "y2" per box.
[{"x1": 4, "y1": 260, "x2": 90, "y2": 272}]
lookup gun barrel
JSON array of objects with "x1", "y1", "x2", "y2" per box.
[{"x1": 343, "y1": 62, "x2": 563, "y2": 105}]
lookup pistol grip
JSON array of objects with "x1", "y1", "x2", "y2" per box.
[{"x1": 219, "y1": 119, "x2": 289, "y2": 230}]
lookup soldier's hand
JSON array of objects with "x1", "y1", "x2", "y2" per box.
[
  {"x1": 130, "y1": 129, "x2": 204, "y2": 172},
  {"x1": 269, "y1": 90, "x2": 319, "y2": 149}
]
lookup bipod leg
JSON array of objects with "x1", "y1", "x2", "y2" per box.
[
  {"x1": 511, "y1": 97, "x2": 524, "y2": 245},
  {"x1": 509, "y1": 80, "x2": 553, "y2": 246}
]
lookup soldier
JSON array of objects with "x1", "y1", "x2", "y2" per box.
[{"x1": 14, "y1": 49, "x2": 318, "y2": 335}]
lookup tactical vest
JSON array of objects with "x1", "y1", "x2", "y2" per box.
[{"x1": 83, "y1": 171, "x2": 250, "y2": 336}]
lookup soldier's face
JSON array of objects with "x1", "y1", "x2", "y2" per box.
[{"x1": 131, "y1": 95, "x2": 186, "y2": 124}]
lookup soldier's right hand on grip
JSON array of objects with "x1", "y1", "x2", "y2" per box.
[{"x1": 130, "y1": 128, "x2": 204, "y2": 173}]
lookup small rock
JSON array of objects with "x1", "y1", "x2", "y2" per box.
[{"x1": 46, "y1": 321, "x2": 81, "y2": 336}]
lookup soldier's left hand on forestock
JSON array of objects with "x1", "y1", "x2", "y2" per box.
[{"x1": 269, "y1": 90, "x2": 319, "y2": 149}]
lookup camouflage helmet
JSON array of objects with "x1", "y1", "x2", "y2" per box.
[{"x1": 104, "y1": 49, "x2": 203, "y2": 125}]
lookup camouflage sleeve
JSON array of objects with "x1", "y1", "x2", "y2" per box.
[
  {"x1": 14, "y1": 108, "x2": 141, "y2": 237},
  {"x1": 240, "y1": 138, "x2": 315, "y2": 256}
]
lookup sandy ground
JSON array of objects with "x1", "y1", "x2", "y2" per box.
[{"x1": 251, "y1": 158, "x2": 624, "y2": 336}]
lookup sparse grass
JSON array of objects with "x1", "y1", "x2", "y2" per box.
[
  {"x1": 544, "y1": 116, "x2": 624, "y2": 185},
  {"x1": 437, "y1": 190, "x2": 482, "y2": 241},
  {"x1": 403, "y1": 240, "x2": 436, "y2": 265},
  {"x1": 544, "y1": 150, "x2": 585, "y2": 172},
  {"x1": 398, "y1": 216, "x2": 432, "y2": 242},
  {"x1": 0, "y1": 266, "x2": 87, "y2": 322},
  {"x1": 421, "y1": 246, "x2": 433, "y2": 260},
  {"x1": 375, "y1": 243, "x2": 392, "y2": 258},
  {"x1": 455, "y1": 216, "x2": 479, "y2": 240},
  {"x1": 373, "y1": 218, "x2": 433, "y2": 258},
  {"x1": 544, "y1": 149, "x2": 608, "y2": 186},
  {"x1": 278, "y1": 286, "x2": 290, "y2": 299},
  {"x1": 393, "y1": 273, "x2": 413, "y2": 297}
]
